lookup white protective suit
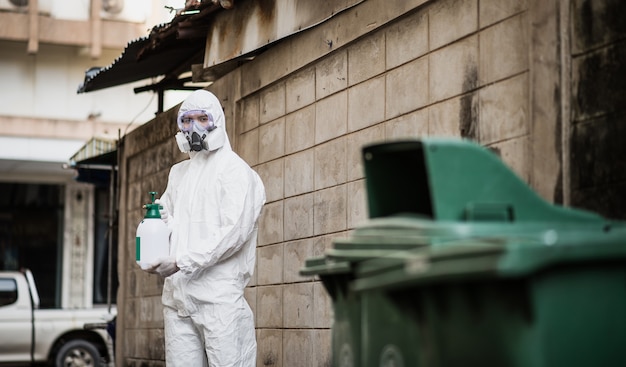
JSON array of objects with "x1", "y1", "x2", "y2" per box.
[{"x1": 156, "y1": 90, "x2": 265, "y2": 367}]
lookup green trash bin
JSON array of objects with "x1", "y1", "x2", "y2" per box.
[
  {"x1": 353, "y1": 222, "x2": 626, "y2": 367},
  {"x1": 302, "y1": 138, "x2": 625, "y2": 367}
]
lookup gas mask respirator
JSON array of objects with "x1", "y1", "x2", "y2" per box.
[{"x1": 175, "y1": 109, "x2": 217, "y2": 153}]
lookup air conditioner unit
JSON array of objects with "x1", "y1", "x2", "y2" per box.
[
  {"x1": 0, "y1": 0, "x2": 28, "y2": 12},
  {"x1": 101, "y1": 0, "x2": 149, "y2": 23},
  {"x1": 0, "y1": 0, "x2": 51, "y2": 14}
]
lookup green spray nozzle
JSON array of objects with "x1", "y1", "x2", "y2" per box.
[{"x1": 143, "y1": 191, "x2": 162, "y2": 219}]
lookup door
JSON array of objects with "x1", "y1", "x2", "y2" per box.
[{"x1": 0, "y1": 276, "x2": 33, "y2": 364}]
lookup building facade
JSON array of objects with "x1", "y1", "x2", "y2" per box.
[
  {"x1": 0, "y1": 0, "x2": 185, "y2": 309},
  {"x1": 112, "y1": 0, "x2": 626, "y2": 365}
]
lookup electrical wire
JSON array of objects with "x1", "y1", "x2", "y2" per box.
[{"x1": 123, "y1": 91, "x2": 156, "y2": 137}]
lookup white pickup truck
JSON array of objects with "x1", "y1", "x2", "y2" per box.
[{"x1": 0, "y1": 269, "x2": 116, "y2": 367}]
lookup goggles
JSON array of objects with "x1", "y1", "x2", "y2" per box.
[{"x1": 177, "y1": 109, "x2": 216, "y2": 132}]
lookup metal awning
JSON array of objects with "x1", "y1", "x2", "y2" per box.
[
  {"x1": 69, "y1": 137, "x2": 117, "y2": 166},
  {"x1": 68, "y1": 137, "x2": 117, "y2": 187},
  {"x1": 77, "y1": 2, "x2": 226, "y2": 94},
  {"x1": 76, "y1": 34, "x2": 204, "y2": 94}
]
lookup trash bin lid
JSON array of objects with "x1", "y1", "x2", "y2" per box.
[
  {"x1": 307, "y1": 215, "x2": 623, "y2": 277},
  {"x1": 362, "y1": 139, "x2": 604, "y2": 223},
  {"x1": 332, "y1": 214, "x2": 615, "y2": 256},
  {"x1": 352, "y1": 222, "x2": 626, "y2": 292}
]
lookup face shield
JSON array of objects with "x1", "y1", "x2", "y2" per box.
[{"x1": 175, "y1": 109, "x2": 217, "y2": 152}]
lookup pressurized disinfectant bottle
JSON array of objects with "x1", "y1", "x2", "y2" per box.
[{"x1": 136, "y1": 191, "x2": 170, "y2": 270}]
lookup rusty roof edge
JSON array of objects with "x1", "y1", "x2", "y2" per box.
[
  {"x1": 200, "y1": 0, "x2": 367, "y2": 79},
  {"x1": 76, "y1": 23, "x2": 166, "y2": 93},
  {"x1": 76, "y1": 1, "x2": 232, "y2": 94},
  {"x1": 77, "y1": 0, "x2": 371, "y2": 94},
  {"x1": 203, "y1": 0, "x2": 366, "y2": 69}
]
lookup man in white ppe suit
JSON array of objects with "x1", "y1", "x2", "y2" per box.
[{"x1": 146, "y1": 89, "x2": 266, "y2": 367}]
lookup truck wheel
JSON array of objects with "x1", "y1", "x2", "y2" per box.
[{"x1": 55, "y1": 339, "x2": 102, "y2": 367}]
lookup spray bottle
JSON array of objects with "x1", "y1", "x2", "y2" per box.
[{"x1": 136, "y1": 191, "x2": 170, "y2": 270}]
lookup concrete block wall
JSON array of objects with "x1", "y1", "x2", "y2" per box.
[
  {"x1": 115, "y1": 0, "x2": 626, "y2": 365},
  {"x1": 232, "y1": 1, "x2": 535, "y2": 365},
  {"x1": 116, "y1": 107, "x2": 184, "y2": 367}
]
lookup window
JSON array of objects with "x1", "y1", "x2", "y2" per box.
[{"x1": 0, "y1": 278, "x2": 18, "y2": 307}]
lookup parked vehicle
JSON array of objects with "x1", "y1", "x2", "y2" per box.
[{"x1": 0, "y1": 269, "x2": 115, "y2": 366}]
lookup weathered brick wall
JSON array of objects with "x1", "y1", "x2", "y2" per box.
[
  {"x1": 116, "y1": 106, "x2": 183, "y2": 367},
  {"x1": 115, "y1": 0, "x2": 626, "y2": 366},
  {"x1": 235, "y1": 1, "x2": 537, "y2": 365},
  {"x1": 570, "y1": 0, "x2": 626, "y2": 219}
]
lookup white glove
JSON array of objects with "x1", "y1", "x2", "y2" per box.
[
  {"x1": 154, "y1": 198, "x2": 173, "y2": 228},
  {"x1": 147, "y1": 257, "x2": 179, "y2": 277},
  {"x1": 154, "y1": 198, "x2": 169, "y2": 223}
]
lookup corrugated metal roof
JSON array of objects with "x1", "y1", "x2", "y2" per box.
[
  {"x1": 77, "y1": 0, "x2": 365, "y2": 94},
  {"x1": 77, "y1": 1, "x2": 226, "y2": 94}
]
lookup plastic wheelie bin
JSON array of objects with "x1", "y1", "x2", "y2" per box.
[
  {"x1": 302, "y1": 139, "x2": 626, "y2": 367},
  {"x1": 352, "y1": 224, "x2": 626, "y2": 367}
]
